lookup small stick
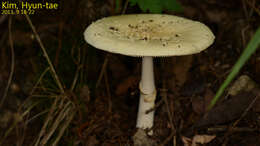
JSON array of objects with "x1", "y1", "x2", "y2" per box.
[
  {"x1": 246, "y1": 0, "x2": 260, "y2": 16},
  {"x1": 96, "y1": 54, "x2": 109, "y2": 88},
  {"x1": 34, "y1": 97, "x2": 59, "y2": 146},
  {"x1": 208, "y1": 126, "x2": 256, "y2": 132},
  {"x1": 241, "y1": 25, "x2": 250, "y2": 48},
  {"x1": 122, "y1": 0, "x2": 129, "y2": 14},
  {"x1": 161, "y1": 79, "x2": 176, "y2": 146},
  {"x1": 232, "y1": 89, "x2": 260, "y2": 127},
  {"x1": 70, "y1": 65, "x2": 82, "y2": 91},
  {"x1": 221, "y1": 88, "x2": 260, "y2": 145},
  {"x1": 0, "y1": 16, "x2": 15, "y2": 108},
  {"x1": 0, "y1": 15, "x2": 7, "y2": 25},
  {"x1": 54, "y1": 20, "x2": 64, "y2": 68},
  {"x1": 145, "y1": 96, "x2": 164, "y2": 114},
  {"x1": 158, "y1": 131, "x2": 175, "y2": 146},
  {"x1": 104, "y1": 68, "x2": 112, "y2": 113},
  {"x1": 52, "y1": 107, "x2": 75, "y2": 146},
  {"x1": 24, "y1": 14, "x2": 64, "y2": 93},
  {"x1": 242, "y1": 0, "x2": 249, "y2": 19},
  {"x1": 96, "y1": 0, "x2": 129, "y2": 88},
  {"x1": 161, "y1": 87, "x2": 175, "y2": 131}
]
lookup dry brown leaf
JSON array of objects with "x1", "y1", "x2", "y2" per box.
[
  {"x1": 133, "y1": 129, "x2": 157, "y2": 146},
  {"x1": 79, "y1": 85, "x2": 90, "y2": 103},
  {"x1": 252, "y1": 96, "x2": 260, "y2": 112},
  {"x1": 192, "y1": 89, "x2": 214, "y2": 115},
  {"x1": 172, "y1": 55, "x2": 193, "y2": 87},
  {"x1": 181, "y1": 136, "x2": 192, "y2": 146},
  {"x1": 192, "y1": 135, "x2": 216, "y2": 146},
  {"x1": 115, "y1": 76, "x2": 139, "y2": 95},
  {"x1": 108, "y1": 56, "x2": 130, "y2": 80},
  {"x1": 227, "y1": 75, "x2": 260, "y2": 112},
  {"x1": 195, "y1": 91, "x2": 257, "y2": 127},
  {"x1": 255, "y1": 59, "x2": 260, "y2": 81},
  {"x1": 86, "y1": 135, "x2": 99, "y2": 146},
  {"x1": 12, "y1": 30, "x2": 33, "y2": 46},
  {"x1": 204, "y1": 89, "x2": 215, "y2": 111},
  {"x1": 181, "y1": 135, "x2": 216, "y2": 146},
  {"x1": 192, "y1": 96, "x2": 204, "y2": 115}
]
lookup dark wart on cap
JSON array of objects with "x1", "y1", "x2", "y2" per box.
[
  {"x1": 84, "y1": 14, "x2": 215, "y2": 57},
  {"x1": 83, "y1": 14, "x2": 215, "y2": 136}
]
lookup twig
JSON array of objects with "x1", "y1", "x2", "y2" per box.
[
  {"x1": 24, "y1": 14, "x2": 64, "y2": 93},
  {"x1": 21, "y1": 9, "x2": 76, "y2": 146},
  {"x1": 70, "y1": 65, "x2": 82, "y2": 91},
  {"x1": 241, "y1": 25, "x2": 250, "y2": 48},
  {"x1": 158, "y1": 131, "x2": 175, "y2": 146},
  {"x1": 70, "y1": 41, "x2": 83, "y2": 90},
  {"x1": 104, "y1": 68, "x2": 112, "y2": 113},
  {"x1": 208, "y1": 126, "x2": 257, "y2": 132},
  {"x1": 0, "y1": 16, "x2": 15, "y2": 108},
  {"x1": 145, "y1": 96, "x2": 164, "y2": 114},
  {"x1": 122, "y1": 0, "x2": 129, "y2": 14},
  {"x1": 20, "y1": 119, "x2": 27, "y2": 146},
  {"x1": 34, "y1": 98, "x2": 59, "y2": 146},
  {"x1": 161, "y1": 88, "x2": 175, "y2": 131},
  {"x1": 0, "y1": 31, "x2": 8, "y2": 63},
  {"x1": 52, "y1": 107, "x2": 75, "y2": 146},
  {"x1": 25, "y1": 109, "x2": 49, "y2": 125},
  {"x1": 0, "y1": 30, "x2": 8, "y2": 47},
  {"x1": 40, "y1": 102, "x2": 72, "y2": 146},
  {"x1": 16, "y1": 114, "x2": 29, "y2": 146},
  {"x1": 158, "y1": 61, "x2": 177, "y2": 146},
  {"x1": 221, "y1": 88, "x2": 260, "y2": 146},
  {"x1": 0, "y1": 15, "x2": 7, "y2": 25},
  {"x1": 242, "y1": 0, "x2": 249, "y2": 19},
  {"x1": 96, "y1": 54, "x2": 109, "y2": 88},
  {"x1": 96, "y1": 0, "x2": 129, "y2": 88},
  {"x1": 161, "y1": 79, "x2": 176, "y2": 146},
  {"x1": 0, "y1": 31, "x2": 8, "y2": 70},
  {"x1": 246, "y1": 0, "x2": 260, "y2": 16},
  {"x1": 232, "y1": 89, "x2": 260, "y2": 127},
  {"x1": 30, "y1": 67, "x2": 50, "y2": 95},
  {"x1": 54, "y1": 20, "x2": 64, "y2": 68}
]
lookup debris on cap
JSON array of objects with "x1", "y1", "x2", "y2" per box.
[{"x1": 84, "y1": 14, "x2": 215, "y2": 57}]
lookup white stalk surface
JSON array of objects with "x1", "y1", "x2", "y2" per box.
[{"x1": 136, "y1": 56, "x2": 156, "y2": 132}]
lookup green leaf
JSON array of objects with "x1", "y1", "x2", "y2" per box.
[
  {"x1": 129, "y1": 0, "x2": 183, "y2": 13},
  {"x1": 129, "y1": 0, "x2": 138, "y2": 6},
  {"x1": 115, "y1": 0, "x2": 121, "y2": 13},
  {"x1": 209, "y1": 27, "x2": 260, "y2": 109},
  {"x1": 164, "y1": 0, "x2": 183, "y2": 12}
]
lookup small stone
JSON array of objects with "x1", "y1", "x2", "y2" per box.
[{"x1": 133, "y1": 129, "x2": 157, "y2": 146}]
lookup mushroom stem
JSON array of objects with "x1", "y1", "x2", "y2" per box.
[{"x1": 136, "y1": 56, "x2": 156, "y2": 133}]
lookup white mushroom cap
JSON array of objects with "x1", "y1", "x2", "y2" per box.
[{"x1": 84, "y1": 14, "x2": 215, "y2": 57}]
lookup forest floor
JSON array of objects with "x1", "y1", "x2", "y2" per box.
[{"x1": 0, "y1": 0, "x2": 260, "y2": 145}]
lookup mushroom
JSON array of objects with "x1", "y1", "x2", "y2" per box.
[{"x1": 84, "y1": 14, "x2": 215, "y2": 133}]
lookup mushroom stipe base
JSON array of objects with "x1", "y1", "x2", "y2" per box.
[
  {"x1": 84, "y1": 14, "x2": 215, "y2": 136},
  {"x1": 136, "y1": 56, "x2": 156, "y2": 134}
]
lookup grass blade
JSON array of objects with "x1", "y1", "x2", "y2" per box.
[{"x1": 209, "y1": 27, "x2": 260, "y2": 109}]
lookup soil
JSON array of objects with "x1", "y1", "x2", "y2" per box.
[{"x1": 0, "y1": 0, "x2": 260, "y2": 145}]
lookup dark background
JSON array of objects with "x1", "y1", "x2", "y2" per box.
[{"x1": 0, "y1": 0, "x2": 260, "y2": 145}]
